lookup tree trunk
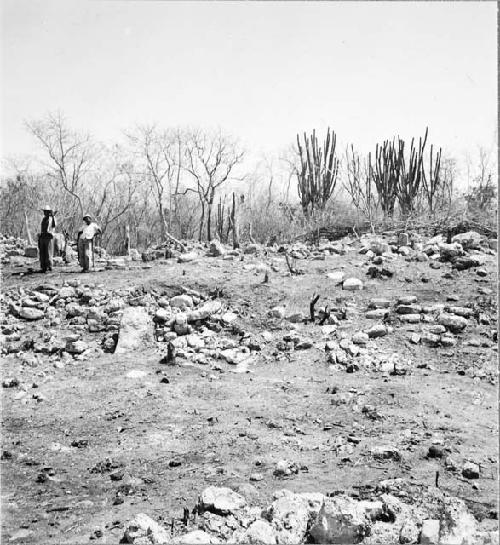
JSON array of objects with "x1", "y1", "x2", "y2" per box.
[
  {"x1": 198, "y1": 203, "x2": 205, "y2": 242},
  {"x1": 207, "y1": 203, "x2": 213, "y2": 241},
  {"x1": 125, "y1": 224, "x2": 130, "y2": 256}
]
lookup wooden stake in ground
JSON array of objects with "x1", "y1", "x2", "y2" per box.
[{"x1": 310, "y1": 294, "x2": 320, "y2": 322}]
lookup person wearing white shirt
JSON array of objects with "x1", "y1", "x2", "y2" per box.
[{"x1": 77, "y1": 214, "x2": 101, "y2": 272}]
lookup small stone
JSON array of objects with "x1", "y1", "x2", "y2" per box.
[
  {"x1": 476, "y1": 268, "x2": 488, "y2": 277},
  {"x1": 369, "y1": 298, "x2": 391, "y2": 309},
  {"x1": 352, "y1": 332, "x2": 369, "y2": 345},
  {"x1": 327, "y1": 271, "x2": 345, "y2": 285},
  {"x1": 427, "y1": 445, "x2": 445, "y2": 458},
  {"x1": 367, "y1": 325, "x2": 388, "y2": 338},
  {"x1": 397, "y1": 295, "x2": 417, "y2": 305},
  {"x1": 170, "y1": 295, "x2": 194, "y2": 310},
  {"x1": 66, "y1": 340, "x2": 88, "y2": 354},
  {"x1": 396, "y1": 304, "x2": 422, "y2": 314},
  {"x1": 440, "y1": 335, "x2": 457, "y2": 347},
  {"x1": 343, "y1": 278, "x2": 363, "y2": 291},
  {"x1": 177, "y1": 252, "x2": 198, "y2": 263},
  {"x1": 438, "y1": 313, "x2": 468, "y2": 332},
  {"x1": 18, "y1": 307, "x2": 44, "y2": 321},
  {"x1": 270, "y1": 306, "x2": 286, "y2": 319},
  {"x1": 399, "y1": 314, "x2": 421, "y2": 323},
  {"x1": 370, "y1": 445, "x2": 401, "y2": 461},
  {"x1": 462, "y1": 462, "x2": 480, "y2": 479},
  {"x1": 366, "y1": 309, "x2": 388, "y2": 319},
  {"x1": 409, "y1": 333, "x2": 421, "y2": 344},
  {"x1": 249, "y1": 473, "x2": 263, "y2": 482}
]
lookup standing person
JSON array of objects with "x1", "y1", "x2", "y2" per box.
[
  {"x1": 39, "y1": 206, "x2": 57, "y2": 273},
  {"x1": 77, "y1": 214, "x2": 101, "y2": 272}
]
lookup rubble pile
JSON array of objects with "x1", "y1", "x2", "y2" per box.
[
  {"x1": 121, "y1": 481, "x2": 497, "y2": 544},
  {"x1": 1, "y1": 280, "x2": 254, "y2": 375}
]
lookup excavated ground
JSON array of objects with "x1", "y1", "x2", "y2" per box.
[{"x1": 1, "y1": 246, "x2": 498, "y2": 543}]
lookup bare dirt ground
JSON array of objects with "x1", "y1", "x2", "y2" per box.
[{"x1": 1, "y1": 244, "x2": 498, "y2": 543}]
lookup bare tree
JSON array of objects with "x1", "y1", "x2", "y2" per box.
[
  {"x1": 295, "y1": 128, "x2": 339, "y2": 218},
  {"x1": 26, "y1": 112, "x2": 94, "y2": 217},
  {"x1": 126, "y1": 125, "x2": 185, "y2": 249},
  {"x1": 182, "y1": 128, "x2": 244, "y2": 241}
]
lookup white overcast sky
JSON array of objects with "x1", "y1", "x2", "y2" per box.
[{"x1": 1, "y1": 1, "x2": 497, "y2": 168}]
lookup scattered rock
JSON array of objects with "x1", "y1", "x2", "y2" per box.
[
  {"x1": 343, "y1": 278, "x2": 363, "y2": 291},
  {"x1": 462, "y1": 462, "x2": 480, "y2": 480}
]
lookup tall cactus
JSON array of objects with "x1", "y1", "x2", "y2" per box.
[{"x1": 296, "y1": 128, "x2": 339, "y2": 218}]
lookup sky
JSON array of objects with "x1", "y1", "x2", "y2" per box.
[{"x1": 1, "y1": 1, "x2": 498, "y2": 177}]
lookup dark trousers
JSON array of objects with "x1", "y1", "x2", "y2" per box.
[
  {"x1": 38, "y1": 235, "x2": 53, "y2": 272},
  {"x1": 78, "y1": 238, "x2": 93, "y2": 271}
]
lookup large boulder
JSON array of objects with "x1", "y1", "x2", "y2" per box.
[
  {"x1": 451, "y1": 231, "x2": 482, "y2": 250},
  {"x1": 309, "y1": 494, "x2": 371, "y2": 544},
  {"x1": 115, "y1": 307, "x2": 153, "y2": 354},
  {"x1": 265, "y1": 492, "x2": 310, "y2": 544},
  {"x1": 199, "y1": 486, "x2": 246, "y2": 515},
  {"x1": 439, "y1": 497, "x2": 478, "y2": 545},
  {"x1": 238, "y1": 520, "x2": 277, "y2": 544}
]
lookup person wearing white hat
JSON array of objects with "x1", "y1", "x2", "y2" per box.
[
  {"x1": 39, "y1": 206, "x2": 57, "y2": 272},
  {"x1": 77, "y1": 213, "x2": 101, "y2": 272}
]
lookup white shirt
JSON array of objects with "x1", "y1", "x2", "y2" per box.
[{"x1": 81, "y1": 222, "x2": 101, "y2": 240}]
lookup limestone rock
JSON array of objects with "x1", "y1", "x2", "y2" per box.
[
  {"x1": 115, "y1": 307, "x2": 153, "y2": 354},
  {"x1": 266, "y1": 493, "x2": 310, "y2": 544},
  {"x1": 17, "y1": 307, "x2": 44, "y2": 321},
  {"x1": 238, "y1": 520, "x2": 277, "y2": 544},
  {"x1": 123, "y1": 513, "x2": 170, "y2": 544},
  {"x1": 451, "y1": 231, "x2": 482, "y2": 250},
  {"x1": 327, "y1": 271, "x2": 345, "y2": 285},
  {"x1": 199, "y1": 486, "x2": 246, "y2": 515},
  {"x1": 343, "y1": 278, "x2": 363, "y2": 291},
  {"x1": 367, "y1": 325, "x2": 388, "y2": 338},
  {"x1": 173, "y1": 530, "x2": 220, "y2": 544},
  {"x1": 178, "y1": 252, "x2": 198, "y2": 263},
  {"x1": 170, "y1": 295, "x2": 194, "y2": 310},
  {"x1": 439, "y1": 497, "x2": 478, "y2": 545},
  {"x1": 438, "y1": 313, "x2": 468, "y2": 333},
  {"x1": 187, "y1": 301, "x2": 222, "y2": 322}
]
